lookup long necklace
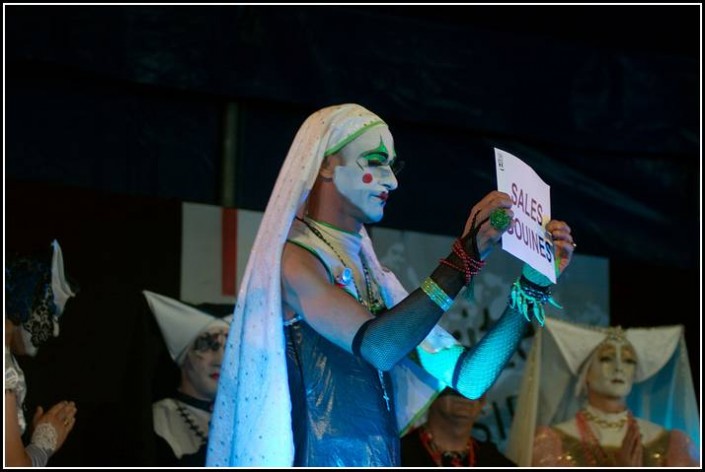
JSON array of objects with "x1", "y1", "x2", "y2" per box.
[
  {"x1": 419, "y1": 425, "x2": 476, "y2": 467},
  {"x1": 575, "y1": 409, "x2": 621, "y2": 466},
  {"x1": 176, "y1": 402, "x2": 208, "y2": 447},
  {"x1": 298, "y1": 216, "x2": 391, "y2": 411},
  {"x1": 297, "y1": 217, "x2": 384, "y2": 313}
]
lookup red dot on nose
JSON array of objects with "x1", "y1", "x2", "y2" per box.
[{"x1": 362, "y1": 173, "x2": 373, "y2": 184}]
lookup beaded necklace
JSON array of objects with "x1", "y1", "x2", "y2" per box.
[
  {"x1": 575, "y1": 409, "x2": 630, "y2": 466},
  {"x1": 297, "y1": 216, "x2": 391, "y2": 411},
  {"x1": 419, "y1": 425, "x2": 476, "y2": 467},
  {"x1": 175, "y1": 401, "x2": 208, "y2": 447},
  {"x1": 581, "y1": 407, "x2": 628, "y2": 429},
  {"x1": 297, "y1": 217, "x2": 384, "y2": 313}
]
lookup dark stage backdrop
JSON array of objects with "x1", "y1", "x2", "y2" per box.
[{"x1": 5, "y1": 5, "x2": 699, "y2": 271}]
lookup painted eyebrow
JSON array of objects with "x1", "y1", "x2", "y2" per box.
[
  {"x1": 621, "y1": 346, "x2": 637, "y2": 358},
  {"x1": 361, "y1": 149, "x2": 388, "y2": 160},
  {"x1": 598, "y1": 347, "x2": 617, "y2": 356},
  {"x1": 360, "y1": 138, "x2": 390, "y2": 163}
]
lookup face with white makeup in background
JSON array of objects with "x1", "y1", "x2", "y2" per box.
[
  {"x1": 586, "y1": 339, "x2": 638, "y2": 399},
  {"x1": 333, "y1": 125, "x2": 399, "y2": 223},
  {"x1": 181, "y1": 325, "x2": 228, "y2": 401}
]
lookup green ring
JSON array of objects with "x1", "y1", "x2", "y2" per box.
[{"x1": 490, "y1": 208, "x2": 512, "y2": 231}]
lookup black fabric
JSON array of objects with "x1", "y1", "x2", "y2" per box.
[
  {"x1": 4, "y1": 7, "x2": 699, "y2": 272},
  {"x1": 173, "y1": 391, "x2": 213, "y2": 413},
  {"x1": 5, "y1": 7, "x2": 696, "y2": 155},
  {"x1": 401, "y1": 427, "x2": 517, "y2": 467},
  {"x1": 153, "y1": 433, "x2": 207, "y2": 467}
]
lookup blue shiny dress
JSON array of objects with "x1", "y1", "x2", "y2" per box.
[
  {"x1": 284, "y1": 218, "x2": 399, "y2": 466},
  {"x1": 285, "y1": 318, "x2": 399, "y2": 467}
]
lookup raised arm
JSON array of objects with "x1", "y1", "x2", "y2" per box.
[
  {"x1": 416, "y1": 219, "x2": 576, "y2": 399},
  {"x1": 281, "y1": 191, "x2": 513, "y2": 371}
]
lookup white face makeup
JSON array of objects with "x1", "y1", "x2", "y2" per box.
[
  {"x1": 333, "y1": 126, "x2": 398, "y2": 223},
  {"x1": 16, "y1": 315, "x2": 60, "y2": 358},
  {"x1": 18, "y1": 324, "x2": 40, "y2": 357},
  {"x1": 182, "y1": 326, "x2": 228, "y2": 401},
  {"x1": 586, "y1": 340, "x2": 638, "y2": 399}
]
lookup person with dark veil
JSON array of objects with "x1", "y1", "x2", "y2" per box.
[{"x1": 5, "y1": 240, "x2": 79, "y2": 467}]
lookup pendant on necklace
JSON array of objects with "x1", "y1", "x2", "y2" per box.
[{"x1": 335, "y1": 267, "x2": 353, "y2": 287}]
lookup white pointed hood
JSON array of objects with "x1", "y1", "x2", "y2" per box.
[{"x1": 143, "y1": 290, "x2": 232, "y2": 365}]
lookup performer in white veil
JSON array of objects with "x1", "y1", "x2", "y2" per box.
[
  {"x1": 207, "y1": 103, "x2": 576, "y2": 466},
  {"x1": 505, "y1": 317, "x2": 700, "y2": 467}
]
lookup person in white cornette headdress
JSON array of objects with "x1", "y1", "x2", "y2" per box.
[
  {"x1": 505, "y1": 317, "x2": 700, "y2": 467},
  {"x1": 207, "y1": 103, "x2": 577, "y2": 467},
  {"x1": 143, "y1": 290, "x2": 232, "y2": 467},
  {"x1": 5, "y1": 240, "x2": 78, "y2": 467}
]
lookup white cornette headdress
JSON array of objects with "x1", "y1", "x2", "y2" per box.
[
  {"x1": 505, "y1": 316, "x2": 700, "y2": 466},
  {"x1": 143, "y1": 290, "x2": 232, "y2": 366},
  {"x1": 51, "y1": 240, "x2": 76, "y2": 317},
  {"x1": 207, "y1": 104, "x2": 454, "y2": 467}
]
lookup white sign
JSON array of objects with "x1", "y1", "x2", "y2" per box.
[{"x1": 494, "y1": 148, "x2": 556, "y2": 283}]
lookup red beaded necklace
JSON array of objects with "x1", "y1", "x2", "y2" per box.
[
  {"x1": 575, "y1": 409, "x2": 633, "y2": 466},
  {"x1": 419, "y1": 425, "x2": 476, "y2": 467}
]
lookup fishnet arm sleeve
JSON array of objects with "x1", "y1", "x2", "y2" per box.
[
  {"x1": 353, "y1": 224, "x2": 487, "y2": 372},
  {"x1": 451, "y1": 304, "x2": 529, "y2": 398},
  {"x1": 353, "y1": 263, "x2": 464, "y2": 371}
]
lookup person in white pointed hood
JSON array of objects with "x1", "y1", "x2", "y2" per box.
[
  {"x1": 5, "y1": 240, "x2": 78, "y2": 467},
  {"x1": 143, "y1": 290, "x2": 232, "y2": 467},
  {"x1": 505, "y1": 317, "x2": 700, "y2": 467}
]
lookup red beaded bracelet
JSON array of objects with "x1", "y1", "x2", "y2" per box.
[{"x1": 440, "y1": 239, "x2": 485, "y2": 286}]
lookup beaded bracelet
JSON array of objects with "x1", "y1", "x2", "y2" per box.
[
  {"x1": 509, "y1": 275, "x2": 562, "y2": 326},
  {"x1": 421, "y1": 277, "x2": 455, "y2": 311},
  {"x1": 439, "y1": 239, "x2": 485, "y2": 286}
]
